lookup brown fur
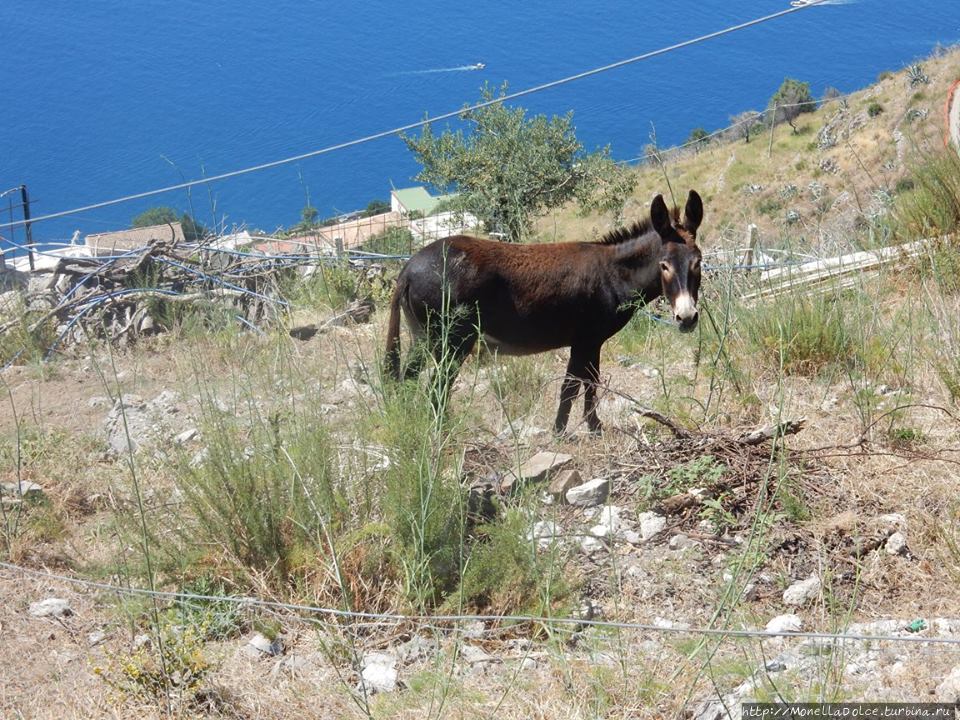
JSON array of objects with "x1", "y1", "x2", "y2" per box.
[{"x1": 384, "y1": 190, "x2": 704, "y2": 433}]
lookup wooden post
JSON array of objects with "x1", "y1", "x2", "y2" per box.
[
  {"x1": 334, "y1": 236, "x2": 344, "y2": 259},
  {"x1": 741, "y1": 223, "x2": 759, "y2": 269},
  {"x1": 767, "y1": 105, "x2": 777, "y2": 159},
  {"x1": 20, "y1": 185, "x2": 34, "y2": 271}
]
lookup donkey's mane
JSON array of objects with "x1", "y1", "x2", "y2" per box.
[{"x1": 596, "y1": 206, "x2": 680, "y2": 245}]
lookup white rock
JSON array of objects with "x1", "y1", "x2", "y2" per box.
[
  {"x1": 28, "y1": 598, "x2": 73, "y2": 618},
  {"x1": 174, "y1": 427, "x2": 199, "y2": 445},
  {"x1": 622, "y1": 530, "x2": 642, "y2": 545},
  {"x1": 246, "y1": 632, "x2": 284, "y2": 657},
  {"x1": 519, "y1": 657, "x2": 537, "y2": 671},
  {"x1": 589, "y1": 524, "x2": 609, "y2": 538},
  {"x1": 133, "y1": 633, "x2": 152, "y2": 650},
  {"x1": 2, "y1": 481, "x2": 43, "y2": 498},
  {"x1": 766, "y1": 614, "x2": 803, "y2": 634},
  {"x1": 876, "y1": 513, "x2": 907, "y2": 530},
  {"x1": 936, "y1": 665, "x2": 960, "y2": 703},
  {"x1": 885, "y1": 531, "x2": 907, "y2": 555},
  {"x1": 87, "y1": 630, "x2": 107, "y2": 646},
  {"x1": 638, "y1": 511, "x2": 666, "y2": 540},
  {"x1": 783, "y1": 576, "x2": 821, "y2": 607},
  {"x1": 580, "y1": 536, "x2": 605, "y2": 554},
  {"x1": 361, "y1": 652, "x2": 398, "y2": 693},
  {"x1": 597, "y1": 505, "x2": 622, "y2": 534},
  {"x1": 189, "y1": 447, "x2": 210, "y2": 468},
  {"x1": 459, "y1": 644, "x2": 494, "y2": 664},
  {"x1": 565, "y1": 478, "x2": 610, "y2": 507},
  {"x1": 668, "y1": 533, "x2": 694, "y2": 550},
  {"x1": 528, "y1": 521, "x2": 560, "y2": 549}
]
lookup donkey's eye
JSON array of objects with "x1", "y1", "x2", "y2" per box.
[{"x1": 690, "y1": 258, "x2": 701, "y2": 272}]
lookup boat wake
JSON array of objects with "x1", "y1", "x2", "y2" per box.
[
  {"x1": 791, "y1": 0, "x2": 857, "y2": 6},
  {"x1": 393, "y1": 63, "x2": 485, "y2": 76}
]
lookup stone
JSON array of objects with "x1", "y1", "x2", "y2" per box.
[
  {"x1": 174, "y1": 427, "x2": 199, "y2": 445},
  {"x1": 876, "y1": 513, "x2": 907, "y2": 530},
  {"x1": 519, "y1": 657, "x2": 537, "y2": 671},
  {"x1": 360, "y1": 652, "x2": 398, "y2": 693},
  {"x1": 547, "y1": 469, "x2": 582, "y2": 502},
  {"x1": 764, "y1": 660, "x2": 787, "y2": 672},
  {"x1": 190, "y1": 447, "x2": 210, "y2": 468},
  {"x1": 133, "y1": 633, "x2": 152, "y2": 650},
  {"x1": 935, "y1": 665, "x2": 960, "y2": 703},
  {"x1": 1, "y1": 481, "x2": 43, "y2": 498},
  {"x1": 29, "y1": 598, "x2": 73, "y2": 618},
  {"x1": 783, "y1": 576, "x2": 821, "y2": 607},
  {"x1": 766, "y1": 614, "x2": 803, "y2": 634},
  {"x1": 623, "y1": 530, "x2": 642, "y2": 545},
  {"x1": 638, "y1": 511, "x2": 667, "y2": 541},
  {"x1": 396, "y1": 635, "x2": 438, "y2": 664},
  {"x1": 528, "y1": 521, "x2": 560, "y2": 549},
  {"x1": 87, "y1": 630, "x2": 107, "y2": 646},
  {"x1": 565, "y1": 478, "x2": 610, "y2": 507},
  {"x1": 459, "y1": 644, "x2": 494, "y2": 665},
  {"x1": 502, "y1": 452, "x2": 573, "y2": 494},
  {"x1": 885, "y1": 531, "x2": 907, "y2": 555},
  {"x1": 580, "y1": 536, "x2": 604, "y2": 554},
  {"x1": 103, "y1": 391, "x2": 184, "y2": 454},
  {"x1": 246, "y1": 632, "x2": 284, "y2": 657},
  {"x1": 668, "y1": 533, "x2": 694, "y2": 550},
  {"x1": 596, "y1": 505, "x2": 622, "y2": 534}
]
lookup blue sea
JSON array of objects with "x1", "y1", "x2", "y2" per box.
[{"x1": 1, "y1": 0, "x2": 957, "y2": 251}]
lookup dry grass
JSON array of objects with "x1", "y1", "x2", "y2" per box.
[{"x1": 3, "y1": 46, "x2": 960, "y2": 719}]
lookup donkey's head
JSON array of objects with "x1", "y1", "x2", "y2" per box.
[{"x1": 651, "y1": 190, "x2": 703, "y2": 333}]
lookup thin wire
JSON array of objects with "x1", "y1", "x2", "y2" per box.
[
  {"x1": 0, "y1": 0, "x2": 828, "y2": 231},
  {"x1": 3, "y1": 559, "x2": 957, "y2": 647}
]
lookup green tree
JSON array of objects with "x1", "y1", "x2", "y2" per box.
[
  {"x1": 685, "y1": 127, "x2": 710, "y2": 151},
  {"x1": 769, "y1": 78, "x2": 816, "y2": 134},
  {"x1": 363, "y1": 199, "x2": 391, "y2": 217},
  {"x1": 132, "y1": 206, "x2": 205, "y2": 242},
  {"x1": 402, "y1": 83, "x2": 635, "y2": 241},
  {"x1": 301, "y1": 205, "x2": 319, "y2": 226},
  {"x1": 729, "y1": 110, "x2": 762, "y2": 143}
]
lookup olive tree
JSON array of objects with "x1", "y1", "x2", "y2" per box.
[
  {"x1": 768, "y1": 78, "x2": 816, "y2": 134},
  {"x1": 132, "y1": 206, "x2": 205, "y2": 242},
  {"x1": 402, "y1": 84, "x2": 636, "y2": 241},
  {"x1": 729, "y1": 110, "x2": 762, "y2": 143}
]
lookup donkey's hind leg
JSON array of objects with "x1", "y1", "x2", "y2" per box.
[
  {"x1": 581, "y1": 345, "x2": 603, "y2": 434},
  {"x1": 426, "y1": 319, "x2": 478, "y2": 417}
]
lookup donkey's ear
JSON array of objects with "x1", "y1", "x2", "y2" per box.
[
  {"x1": 650, "y1": 194, "x2": 672, "y2": 239},
  {"x1": 683, "y1": 190, "x2": 704, "y2": 233}
]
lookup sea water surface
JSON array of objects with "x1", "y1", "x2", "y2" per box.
[{"x1": 1, "y1": 0, "x2": 958, "y2": 249}]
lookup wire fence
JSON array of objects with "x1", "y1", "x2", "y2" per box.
[{"x1": 3, "y1": 559, "x2": 958, "y2": 648}]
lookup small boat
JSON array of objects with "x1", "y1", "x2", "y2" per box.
[
  {"x1": 473, "y1": 62, "x2": 486, "y2": 70},
  {"x1": 790, "y1": 0, "x2": 814, "y2": 6}
]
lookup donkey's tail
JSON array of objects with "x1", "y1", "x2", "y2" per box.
[{"x1": 384, "y1": 275, "x2": 406, "y2": 381}]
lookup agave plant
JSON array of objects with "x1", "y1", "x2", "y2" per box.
[{"x1": 907, "y1": 64, "x2": 930, "y2": 87}]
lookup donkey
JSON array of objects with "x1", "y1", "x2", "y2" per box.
[{"x1": 384, "y1": 190, "x2": 704, "y2": 433}]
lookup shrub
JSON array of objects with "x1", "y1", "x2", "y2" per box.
[
  {"x1": 95, "y1": 620, "x2": 213, "y2": 708},
  {"x1": 167, "y1": 397, "x2": 345, "y2": 591},
  {"x1": 895, "y1": 147, "x2": 960, "y2": 241},
  {"x1": 867, "y1": 102, "x2": 884, "y2": 118},
  {"x1": 454, "y1": 509, "x2": 568, "y2": 614},
  {"x1": 744, "y1": 294, "x2": 857, "y2": 375}
]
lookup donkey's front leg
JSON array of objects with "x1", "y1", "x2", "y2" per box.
[
  {"x1": 581, "y1": 345, "x2": 603, "y2": 434},
  {"x1": 554, "y1": 345, "x2": 591, "y2": 434}
]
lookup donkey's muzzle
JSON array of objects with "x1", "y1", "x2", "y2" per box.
[{"x1": 677, "y1": 312, "x2": 699, "y2": 333}]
